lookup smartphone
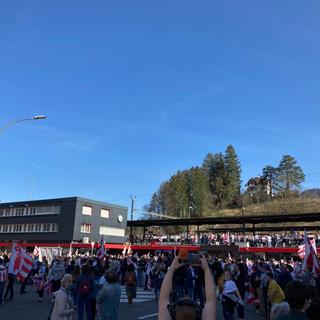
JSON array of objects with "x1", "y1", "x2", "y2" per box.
[{"x1": 184, "y1": 254, "x2": 202, "y2": 265}]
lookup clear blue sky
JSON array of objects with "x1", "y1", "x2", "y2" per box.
[{"x1": 1, "y1": 1, "x2": 319, "y2": 217}]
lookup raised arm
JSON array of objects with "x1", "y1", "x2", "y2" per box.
[
  {"x1": 158, "y1": 256, "x2": 183, "y2": 320},
  {"x1": 201, "y1": 255, "x2": 216, "y2": 320}
]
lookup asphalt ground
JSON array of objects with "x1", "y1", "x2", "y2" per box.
[{"x1": 0, "y1": 283, "x2": 263, "y2": 320}]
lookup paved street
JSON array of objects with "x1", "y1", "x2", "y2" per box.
[{"x1": 1, "y1": 283, "x2": 262, "y2": 320}]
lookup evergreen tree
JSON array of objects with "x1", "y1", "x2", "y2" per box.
[
  {"x1": 224, "y1": 145, "x2": 241, "y2": 202},
  {"x1": 170, "y1": 170, "x2": 189, "y2": 218},
  {"x1": 262, "y1": 165, "x2": 278, "y2": 196},
  {"x1": 202, "y1": 152, "x2": 227, "y2": 203},
  {"x1": 276, "y1": 155, "x2": 305, "y2": 193},
  {"x1": 187, "y1": 167, "x2": 212, "y2": 217},
  {"x1": 148, "y1": 192, "x2": 161, "y2": 213}
]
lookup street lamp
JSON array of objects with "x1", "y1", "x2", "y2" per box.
[
  {"x1": 0, "y1": 115, "x2": 47, "y2": 136},
  {"x1": 189, "y1": 206, "x2": 194, "y2": 218},
  {"x1": 91, "y1": 241, "x2": 95, "y2": 256}
]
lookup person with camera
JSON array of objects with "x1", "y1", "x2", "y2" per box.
[{"x1": 158, "y1": 254, "x2": 216, "y2": 320}]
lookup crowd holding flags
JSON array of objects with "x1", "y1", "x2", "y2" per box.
[
  {"x1": 8, "y1": 243, "x2": 33, "y2": 282},
  {"x1": 122, "y1": 243, "x2": 132, "y2": 256},
  {"x1": 32, "y1": 245, "x2": 39, "y2": 257},
  {"x1": 96, "y1": 236, "x2": 105, "y2": 260},
  {"x1": 302, "y1": 230, "x2": 320, "y2": 274}
]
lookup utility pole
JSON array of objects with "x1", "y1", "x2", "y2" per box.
[{"x1": 130, "y1": 195, "x2": 135, "y2": 242}]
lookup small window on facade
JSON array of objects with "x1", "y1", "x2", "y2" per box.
[
  {"x1": 83, "y1": 237, "x2": 90, "y2": 244},
  {"x1": 82, "y1": 206, "x2": 92, "y2": 216},
  {"x1": 81, "y1": 223, "x2": 91, "y2": 233},
  {"x1": 101, "y1": 209, "x2": 110, "y2": 218}
]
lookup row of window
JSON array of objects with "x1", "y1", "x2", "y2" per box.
[
  {"x1": 82, "y1": 206, "x2": 110, "y2": 218},
  {"x1": 0, "y1": 206, "x2": 60, "y2": 218},
  {"x1": 0, "y1": 223, "x2": 58, "y2": 233},
  {"x1": 80, "y1": 223, "x2": 125, "y2": 237}
]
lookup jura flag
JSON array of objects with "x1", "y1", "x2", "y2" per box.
[
  {"x1": 302, "y1": 231, "x2": 320, "y2": 274},
  {"x1": 298, "y1": 238, "x2": 317, "y2": 259},
  {"x1": 33, "y1": 245, "x2": 40, "y2": 257},
  {"x1": 96, "y1": 236, "x2": 105, "y2": 260},
  {"x1": 122, "y1": 244, "x2": 128, "y2": 256},
  {"x1": 8, "y1": 243, "x2": 33, "y2": 281}
]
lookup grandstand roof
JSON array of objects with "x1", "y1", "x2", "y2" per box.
[{"x1": 127, "y1": 212, "x2": 320, "y2": 227}]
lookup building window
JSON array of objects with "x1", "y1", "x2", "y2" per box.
[
  {"x1": 99, "y1": 226, "x2": 125, "y2": 237},
  {"x1": 83, "y1": 237, "x2": 90, "y2": 244},
  {"x1": 82, "y1": 206, "x2": 92, "y2": 216},
  {"x1": 101, "y1": 209, "x2": 110, "y2": 218},
  {"x1": 0, "y1": 205, "x2": 60, "y2": 218},
  {"x1": 0, "y1": 223, "x2": 58, "y2": 233},
  {"x1": 81, "y1": 223, "x2": 91, "y2": 233},
  {"x1": 36, "y1": 206, "x2": 61, "y2": 215},
  {"x1": 43, "y1": 223, "x2": 51, "y2": 232}
]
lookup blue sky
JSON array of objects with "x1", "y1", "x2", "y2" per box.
[{"x1": 1, "y1": 1, "x2": 320, "y2": 217}]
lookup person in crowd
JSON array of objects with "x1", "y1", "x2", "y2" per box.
[
  {"x1": 173, "y1": 264, "x2": 188, "y2": 299},
  {"x1": 50, "y1": 257, "x2": 66, "y2": 293},
  {"x1": 70, "y1": 265, "x2": 81, "y2": 307},
  {"x1": 145, "y1": 259, "x2": 154, "y2": 291},
  {"x1": 91, "y1": 268, "x2": 102, "y2": 320},
  {"x1": 34, "y1": 260, "x2": 48, "y2": 302},
  {"x1": 305, "y1": 286, "x2": 320, "y2": 320},
  {"x1": 158, "y1": 254, "x2": 216, "y2": 320},
  {"x1": 278, "y1": 280, "x2": 310, "y2": 320},
  {"x1": 119, "y1": 257, "x2": 127, "y2": 286},
  {"x1": 270, "y1": 302, "x2": 290, "y2": 320},
  {"x1": 185, "y1": 265, "x2": 195, "y2": 300},
  {"x1": 267, "y1": 271, "x2": 285, "y2": 307},
  {"x1": 31, "y1": 255, "x2": 40, "y2": 275},
  {"x1": 153, "y1": 259, "x2": 166, "y2": 301},
  {"x1": 277, "y1": 264, "x2": 293, "y2": 292},
  {"x1": 260, "y1": 264, "x2": 270, "y2": 316},
  {"x1": 3, "y1": 270, "x2": 16, "y2": 302},
  {"x1": 76, "y1": 264, "x2": 94, "y2": 320},
  {"x1": 124, "y1": 264, "x2": 137, "y2": 304},
  {"x1": 220, "y1": 270, "x2": 244, "y2": 320},
  {"x1": 51, "y1": 274, "x2": 74, "y2": 320},
  {"x1": 233, "y1": 262, "x2": 247, "y2": 320},
  {"x1": 137, "y1": 257, "x2": 146, "y2": 288},
  {"x1": 194, "y1": 265, "x2": 205, "y2": 309},
  {"x1": 250, "y1": 265, "x2": 261, "y2": 314},
  {"x1": 96, "y1": 270, "x2": 121, "y2": 320},
  {"x1": 0, "y1": 259, "x2": 8, "y2": 305}
]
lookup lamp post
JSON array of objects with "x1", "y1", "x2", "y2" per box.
[
  {"x1": 91, "y1": 241, "x2": 95, "y2": 256},
  {"x1": 0, "y1": 115, "x2": 47, "y2": 136},
  {"x1": 189, "y1": 206, "x2": 194, "y2": 218}
]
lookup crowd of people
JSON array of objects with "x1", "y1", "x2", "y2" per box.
[
  {"x1": 0, "y1": 248, "x2": 319, "y2": 320},
  {"x1": 136, "y1": 231, "x2": 320, "y2": 248}
]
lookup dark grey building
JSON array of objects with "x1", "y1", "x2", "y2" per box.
[{"x1": 0, "y1": 197, "x2": 128, "y2": 244}]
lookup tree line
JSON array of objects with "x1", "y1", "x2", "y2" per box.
[{"x1": 145, "y1": 145, "x2": 305, "y2": 219}]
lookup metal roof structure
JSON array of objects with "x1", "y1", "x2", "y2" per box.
[{"x1": 127, "y1": 212, "x2": 320, "y2": 228}]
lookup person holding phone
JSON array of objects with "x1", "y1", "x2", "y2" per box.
[{"x1": 158, "y1": 254, "x2": 216, "y2": 320}]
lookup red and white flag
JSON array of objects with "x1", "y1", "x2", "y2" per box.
[
  {"x1": 298, "y1": 238, "x2": 317, "y2": 259},
  {"x1": 96, "y1": 236, "x2": 105, "y2": 260},
  {"x1": 33, "y1": 245, "x2": 39, "y2": 257},
  {"x1": 8, "y1": 243, "x2": 33, "y2": 281},
  {"x1": 122, "y1": 244, "x2": 128, "y2": 256},
  {"x1": 302, "y1": 231, "x2": 320, "y2": 274}
]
